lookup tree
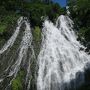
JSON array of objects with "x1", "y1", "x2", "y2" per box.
[{"x1": 67, "y1": 0, "x2": 90, "y2": 50}]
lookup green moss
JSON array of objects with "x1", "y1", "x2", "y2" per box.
[
  {"x1": 11, "y1": 70, "x2": 25, "y2": 90},
  {"x1": 0, "y1": 25, "x2": 6, "y2": 33},
  {"x1": 11, "y1": 79, "x2": 22, "y2": 90},
  {"x1": 33, "y1": 26, "x2": 41, "y2": 43},
  {"x1": 0, "y1": 13, "x2": 20, "y2": 33},
  {"x1": 32, "y1": 26, "x2": 41, "y2": 58}
]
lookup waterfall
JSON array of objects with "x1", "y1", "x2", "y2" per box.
[
  {"x1": 0, "y1": 17, "x2": 35, "y2": 90},
  {"x1": 8, "y1": 20, "x2": 32, "y2": 77},
  {"x1": 0, "y1": 15, "x2": 90, "y2": 90},
  {"x1": 37, "y1": 15, "x2": 90, "y2": 90},
  {"x1": 0, "y1": 17, "x2": 23, "y2": 54}
]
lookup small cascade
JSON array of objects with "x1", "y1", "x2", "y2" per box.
[
  {"x1": 0, "y1": 17, "x2": 23, "y2": 54},
  {"x1": 0, "y1": 14, "x2": 90, "y2": 90},
  {"x1": 37, "y1": 15, "x2": 90, "y2": 90},
  {"x1": 0, "y1": 17, "x2": 35, "y2": 90},
  {"x1": 8, "y1": 20, "x2": 32, "y2": 77}
]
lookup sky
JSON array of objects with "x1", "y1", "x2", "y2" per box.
[{"x1": 52, "y1": 0, "x2": 66, "y2": 7}]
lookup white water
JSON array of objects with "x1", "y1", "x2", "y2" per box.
[
  {"x1": 37, "y1": 15, "x2": 90, "y2": 90},
  {"x1": 0, "y1": 17, "x2": 34, "y2": 90},
  {"x1": 8, "y1": 20, "x2": 32, "y2": 77},
  {"x1": 0, "y1": 15, "x2": 90, "y2": 90},
  {"x1": 66, "y1": 6, "x2": 70, "y2": 16},
  {"x1": 25, "y1": 47, "x2": 36, "y2": 90},
  {"x1": 0, "y1": 79, "x2": 3, "y2": 83},
  {"x1": 0, "y1": 17, "x2": 23, "y2": 54}
]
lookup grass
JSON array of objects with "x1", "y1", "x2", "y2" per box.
[
  {"x1": 0, "y1": 12, "x2": 21, "y2": 46},
  {"x1": 11, "y1": 70, "x2": 25, "y2": 90},
  {"x1": 33, "y1": 26, "x2": 41, "y2": 43},
  {"x1": 0, "y1": 12, "x2": 20, "y2": 33},
  {"x1": 0, "y1": 25, "x2": 6, "y2": 34}
]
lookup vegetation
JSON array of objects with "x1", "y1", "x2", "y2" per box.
[
  {"x1": 0, "y1": 0, "x2": 90, "y2": 90},
  {"x1": 67, "y1": 0, "x2": 90, "y2": 89},
  {"x1": 0, "y1": 13, "x2": 20, "y2": 33},
  {"x1": 0, "y1": 0, "x2": 65, "y2": 27},
  {"x1": 0, "y1": 0, "x2": 65, "y2": 42},
  {"x1": 11, "y1": 70, "x2": 25, "y2": 90},
  {"x1": 33, "y1": 26, "x2": 41, "y2": 42},
  {"x1": 32, "y1": 26, "x2": 41, "y2": 57},
  {"x1": 67, "y1": 0, "x2": 90, "y2": 44},
  {"x1": 22, "y1": 1, "x2": 65, "y2": 26},
  {"x1": 0, "y1": 0, "x2": 65, "y2": 89},
  {"x1": 0, "y1": 11, "x2": 20, "y2": 47}
]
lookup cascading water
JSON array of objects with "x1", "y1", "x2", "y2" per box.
[
  {"x1": 37, "y1": 15, "x2": 90, "y2": 90},
  {"x1": 8, "y1": 20, "x2": 32, "y2": 77},
  {"x1": 0, "y1": 17, "x2": 35, "y2": 90},
  {"x1": 0, "y1": 14, "x2": 90, "y2": 90},
  {"x1": 0, "y1": 17, "x2": 23, "y2": 54}
]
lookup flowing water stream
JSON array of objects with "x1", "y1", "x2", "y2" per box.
[
  {"x1": 0, "y1": 17, "x2": 35, "y2": 90},
  {"x1": 0, "y1": 15, "x2": 90, "y2": 90},
  {"x1": 37, "y1": 15, "x2": 90, "y2": 90}
]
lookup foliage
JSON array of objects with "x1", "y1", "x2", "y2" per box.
[
  {"x1": 0, "y1": 12, "x2": 20, "y2": 42},
  {"x1": 11, "y1": 70, "x2": 25, "y2": 90},
  {"x1": 67, "y1": 0, "x2": 90, "y2": 42},
  {"x1": 67, "y1": 0, "x2": 90, "y2": 26},
  {"x1": 32, "y1": 26, "x2": 41, "y2": 55},
  {"x1": 22, "y1": 2, "x2": 65, "y2": 26},
  {"x1": 0, "y1": 25, "x2": 6, "y2": 34},
  {"x1": 33, "y1": 26, "x2": 41, "y2": 42},
  {"x1": 67, "y1": 0, "x2": 90, "y2": 88},
  {"x1": 0, "y1": 0, "x2": 65, "y2": 27},
  {"x1": 85, "y1": 27, "x2": 90, "y2": 42}
]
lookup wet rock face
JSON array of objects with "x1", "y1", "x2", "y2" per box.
[
  {"x1": 30, "y1": 27, "x2": 41, "y2": 90},
  {"x1": 0, "y1": 16, "x2": 42, "y2": 90},
  {"x1": 0, "y1": 17, "x2": 34, "y2": 90},
  {"x1": 77, "y1": 34, "x2": 90, "y2": 54},
  {"x1": 0, "y1": 19, "x2": 18, "y2": 49},
  {"x1": 85, "y1": 42, "x2": 90, "y2": 54},
  {"x1": 0, "y1": 15, "x2": 90, "y2": 90}
]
